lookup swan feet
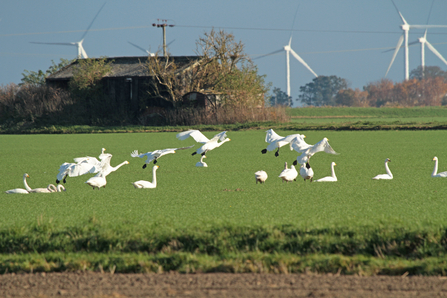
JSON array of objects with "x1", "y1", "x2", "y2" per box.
[
  {"x1": 191, "y1": 152, "x2": 197, "y2": 156},
  {"x1": 275, "y1": 150, "x2": 279, "y2": 157},
  {"x1": 261, "y1": 149, "x2": 267, "y2": 154},
  {"x1": 292, "y1": 160, "x2": 298, "y2": 166},
  {"x1": 142, "y1": 164, "x2": 147, "y2": 169}
]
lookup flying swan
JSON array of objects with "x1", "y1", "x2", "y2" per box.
[
  {"x1": 314, "y1": 162, "x2": 337, "y2": 182},
  {"x1": 372, "y1": 158, "x2": 393, "y2": 180},
  {"x1": 176, "y1": 130, "x2": 230, "y2": 157},
  {"x1": 132, "y1": 165, "x2": 159, "y2": 188},
  {"x1": 131, "y1": 145, "x2": 194, "y2": 168},
  {"x1": 85, "y1": 154, "x2": 129, "y2": 189},
  {"x1": 56, "y1": 148, "x2": 108, "y2": 184},
  {"x1": 261, "y1": 129, "x2": 306, "y2": 157},
  {"x1": 432, "y1": 156, "x2": 447, "y2": 178},
  {"x1": 292, "y1": 137, "x2": 339, "y2": 166}
]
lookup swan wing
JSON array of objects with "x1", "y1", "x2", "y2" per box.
[
  {"x1": 265, "y1": 129, "x2": 283, "y2": 143},
  {"x1": 176, "y1": 130, "x2": 209, "y2": 144},
  {"x1": 5, "y1": 188, "x2": 29, "y2": 194},
  {"x1": 290, "y1": 135, "x2": 312, "y2": 152},
  {"x1": 132, "y1": 180, "x2": 156, "y2": 188},
  {"x1": 314, "y1": 176, "x2": 337, "y2": 182},
  {"x1": 306, "y1": 138, "x2": 339, "y2": 156}
]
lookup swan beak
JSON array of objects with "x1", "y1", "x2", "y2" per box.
[
  {"x1": 334, "y1": 163, "x2": 337, "y2": 166},
  {"x1": 303, "y1": 135, "x2": 306, "y2": 138},
  {"x1": 433, "y1": 157, "x2": 436, "y2": 161},
  {"x1": 26, "y1": 174, "x2": 30, "y2": 178},
  {"x1": 228, "y1": 139, "x2": 231, "y2": 141}
]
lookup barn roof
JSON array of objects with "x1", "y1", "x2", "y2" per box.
[{"x1": 46, "y1": 56, "x2": 202, "y2": 81}]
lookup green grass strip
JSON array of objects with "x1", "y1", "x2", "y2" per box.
[{"x1": 2, "y1": 252, "x2": 447, "y2": 276}]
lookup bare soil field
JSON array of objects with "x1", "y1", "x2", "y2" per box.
[{"x1": 2, "y1": 272, "x2": 447, "y2": 298}]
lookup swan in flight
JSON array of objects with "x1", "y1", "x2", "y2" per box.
[
  {"x1": 85, "y1": 155, "x2": 129, "y2": 189},
  {"x1": 314, "y1": 162, "x2": 337, "y2": 182},
  {"x1": 432, "y1": 157, "x2": 447, "y2": 178},
  {"x1": 278, "y1": 165, "x2": 298, "y2": 183},
  {"x1": 176, "y1": 130, "x2": 230, "y2": 157},
  {"x1": 261, "y1": 129, "x2": 306, "y2": 157},
  {"x1": 372, "y1": 158, "x2": 393, "y2": 180},
  {"x1": 300, "y1": 162, "x2": 314, "y2": 182},
  {"x1": 255, "y1": 170, "x2": 268, "y2": 184},
  {"x1": 56, "y1": 148, "x2": 108, "y2": 184},
  {"x1": 292, "y1": 137, "x2": 339, "y2": 166},
  {"x1": 196, "y1": 155, "x2": 208, "y2": 167},
  {"x1": 132, "y1": 165, "x2": 159, "y2": 188},
  {"x1": 131, "y1": 145, "x2": 194, "y2": 168},
  {"x1": 5, "y1": 173, "x2": 32, "y2": 194}
]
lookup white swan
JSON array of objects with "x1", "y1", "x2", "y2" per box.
[
  {"x1": 95, "y1": 155, "x2": 130, "y2": 178},
  {"x1": 372, "y1": 158, "x2": 393, "y2": 180},
  {"x1": 300, "y1": 162, "x2": 314, "y2": 182},
  {"x1": 278, "y1": 165, "x2": 298, "y2": 183},
  {"x1": 131, "y1": 145, "x2": 194, "y2": 168},
  {"x1": 255, "y1": 170, "x2": 268, "y2": 184},
  {"x1": 292, "y1": 137, "x2": 339, "y2": 166},
  {"x1": 261, "y1": 129, "x2": 306, "y2": 157},
  {"x1": 54, "y1": 184, "x2": 66, "y2": 192},
  {"x1": 85, "y1": 176, "x2": 107, "y2": 190},
  {"x1": 432, "y1": 157, "x2": 447, "y2": 178},
  {"x1": 29, "y1": 184, "x2": 58, "y2": 193},
  {"x1": 132, "y1": 165, "x2": 159, "y2": 188},
  {"x1": 56, "y1": 148, "x2": 108, "y2": 184},
  {"x1": 196, "y1": 155, "x2": 208, "y2": 167},
  {"x1": 176, "y1": 130, "x2": 230, "y2": 157},
  {"x1": 5, "y1": 173, "x2": 31, "y2": 194},
  {"x1": 314, "y1": 162, "x2": 337, "y2": 182}
]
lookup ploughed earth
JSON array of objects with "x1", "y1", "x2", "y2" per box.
[{"x1": 1, "y1": 272, "x2": 447, "y2": 297}]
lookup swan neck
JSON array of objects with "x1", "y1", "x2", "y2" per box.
[
  {"x1": 385, "y1": 161, "x2": 393, "y2": 177},
  {"x1": 433, "y1": 159, "x2": 438, "y2": 176},
  {"x1": 23, "y1": 175, "x2": 32, "y2": 191},
  {"x1": 331, "y1": 164, "x2": 337, "y2": 178},
  {"x1": 152, "y1": 167, "x2": 157, "y2": 185}
]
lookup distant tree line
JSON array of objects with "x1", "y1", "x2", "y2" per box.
[{"x1": 268, "y1": 66, "x2": 447, "y2": 108}]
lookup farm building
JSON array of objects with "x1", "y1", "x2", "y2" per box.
[{"x1": 45, "y1": 56, "x2": 205, "y2": 121}]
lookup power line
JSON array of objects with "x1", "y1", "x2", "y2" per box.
[{"x1": 3, "y1": 24, "x2": 447, "y2": 38}]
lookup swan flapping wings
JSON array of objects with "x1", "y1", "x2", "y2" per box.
[
  {"x1": 131, "y1": 145, "x2": 194, "y2": 166},
  {"x1": 293, "y1": 137, "x2": 339, "y2": 165},
  {"x1": 176, "y1": 130, "x2": 227, "y2": 144},
  {"x1": 262, "y1": 129, "x2": 306, "y2": 156}
]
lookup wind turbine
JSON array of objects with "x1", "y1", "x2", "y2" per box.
[
  {"x1": 128, "y1": 39, "x2": 175, "y2": 57},
  {"x1": 30, "y1": 2, "x2": 106, "y2": 59},
  {"x1": 386, "y1": 0, "x2": 447, "y2": 80},
  {"x1": 255, "y1": 6, "x2": 317, "y2": 97}
]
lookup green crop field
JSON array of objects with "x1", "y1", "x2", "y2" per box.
[
  {"x1": 1, "y1": 129, "x2": 447, "y2": 275},
  {"x1": 1, "y1": 130, "x2": 446, "y2": 228}
]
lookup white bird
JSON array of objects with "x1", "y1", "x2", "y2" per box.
[
  {"x1": 255, "y1": 170, "x2": 268, "y2": 184},
  {"x1": 372, "y1": 158, "x2": 393, "y2": 180},
  {"x1": 5, "y1": 173, "x2": 32, "y2": 194},
  {"x1": 132, "y1": 165, "x2": 159, "y2": 188},
  {"x1": 261, "y1": 129, "x2": 306, "y2": 157},
  {"x1": 196, "y1": 155, "x2": 208, "y2": 167},
  {"x1": 29, "y1": 184, "x2": 58, "y2": 193},
  {"x1": 432, "y1": 157, "x2": 447, "y2": 178},
  {"x1": 85, "y1": 176, "x2": 107, "y2": 190},
  {"x1": 176, "y1": 130, "x2": 230, "y2": 157},
  {"x1": 56, "y1": 148, "x2": 108, "y2": 184},
  {"x1": 300, "y1": 162, "x2": 314, "y2": 182},
  {"x1": 293, "y1": 137, "x2": 339, "y2": 166},
  {"x1": 94, "y1": 155, "x2": 130, "y2": 178},
  {"x1": 131, "y1": 145, "x2": 194, "y2": 168},
  {"x1": 54, "y1": 184, "x2": 66, "y2": 192},
  {"x1": 278, "y1": 165, "x2": 298, "y2": 183},
  {"x1": 314, "y1": 162, "x2": 337, "y2": 182}
]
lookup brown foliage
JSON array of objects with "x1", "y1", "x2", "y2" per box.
[
  {"x1": 162, "y1": 106, "x2": 289, "y2": 126},
  {"x1": 0, "y1": 83, "x2": 73, "y2": 123}
]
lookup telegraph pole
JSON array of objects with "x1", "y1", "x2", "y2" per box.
[{"x1": 152, "y1": 19, "x2": 175, "y2": 56}]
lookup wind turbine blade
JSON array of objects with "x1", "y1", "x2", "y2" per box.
[
  {"x1": 128, "y1": 41, "x2": 150, "y2": 54},
  {"x1": 426, "y1": 40, "x2": 447, "y2": 66},
  {"x1": 289, "y1": 48, "x2": 317, "y2": 77},
  {"x1": 79, "y1": 44, "x2": 88, "y2": 59},
  {"x1": 426, "y1": 0, "x2": 435, "y2": 24},
  {"x1": 391, "y1": 0, "x2": 408, "y2": 24},
  {"x1": 30, "y1": 41, "x2": 76, "y2": 46},
  {"x1": 382, "y1": 40, "x2": 418, "y2": 53},
  {"x1": 80, "y1": 2, "x2": 106, "y2": 41},
  {"x1": 410, "y1": 24, "x2": 447, "y2": 29},
  {"x1": 385, "y1": 34, "x2": 404, "y2": 77},
  {"x1": 253, "y1": 48, "x2": 284, "y2": 60}
]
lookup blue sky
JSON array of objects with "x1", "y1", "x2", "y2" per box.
[{"x1": 1, "y1": 0, "x2": 447, "y2": 99}]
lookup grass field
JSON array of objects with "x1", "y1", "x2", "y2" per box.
[
  {"x1": 1, "y1": 130, "x2": 447, "y2": 230},
  {"x1": 2, "y1": 113, "x2": 447, "y2": 274}
]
